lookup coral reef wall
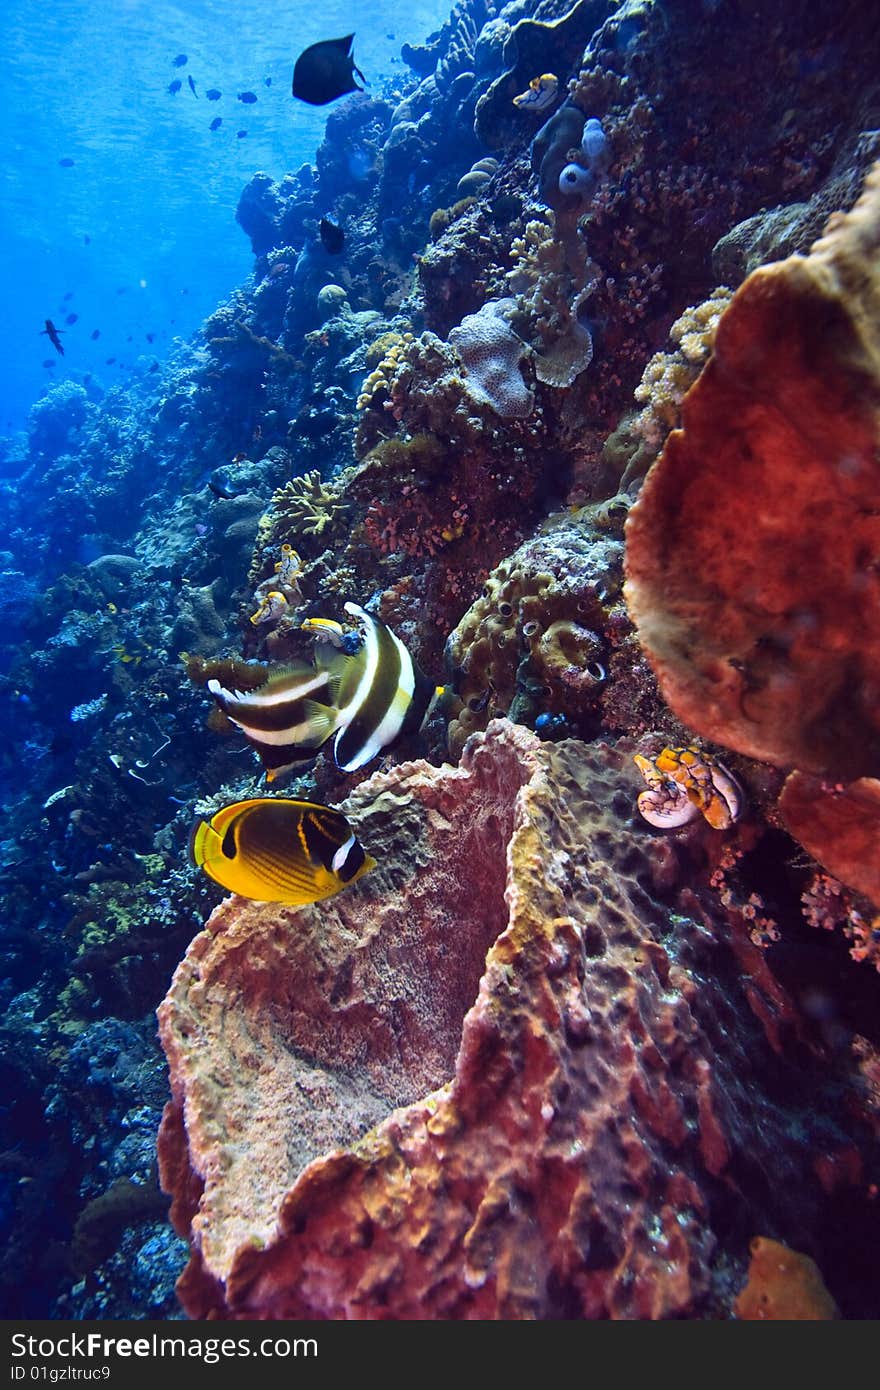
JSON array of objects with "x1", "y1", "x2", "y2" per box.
[{"x1": 2, "y1": 0, "x2": 880, "y2": 1318}]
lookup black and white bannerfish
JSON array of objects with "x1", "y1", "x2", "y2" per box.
[
  {"x1": 207, "y1": 658, "x2": 340, "y2": 779},
  {"x1": 189, "y1": 797, "x2": 375, "y2": 904},
  {"x1": 207, "y1": 602, "x2": 436, "y2": 779}
]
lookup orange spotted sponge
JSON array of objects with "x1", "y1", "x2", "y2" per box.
[{"x1": 735, "y1": 1237, "x2": 838, "y2": 1320}]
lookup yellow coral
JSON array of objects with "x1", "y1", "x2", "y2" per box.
[
  {"x1": 357, "y1": 333, "x2": 414, "y2": 411},
  {"x1": 268, "y1": 470, "x2": 349, "y2": 537}
]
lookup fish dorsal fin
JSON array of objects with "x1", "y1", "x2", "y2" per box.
[
  {"x1": 260, "y1": 661, "x2": 324, "y2": 692},
  {"x1": 208, "y1": 663, "x2": 331, "y2": 713},
  {"x1": 335, "y1": 33, "x2": 355, "y2": 51}
]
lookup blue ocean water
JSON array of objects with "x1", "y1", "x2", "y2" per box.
[{"x1": 0, "y1": 0, "x2": 444, "y2": 435}]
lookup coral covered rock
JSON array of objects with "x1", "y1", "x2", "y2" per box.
[
  {"x1": 624, "y1": 162, "x2": 880, "y2": 783},
  {"x1": 158, "y1": 721, "x2": 867, "y2": 1319},
  {"x1": 444, "y1": 509, "x2": 621, "y2": 755}
]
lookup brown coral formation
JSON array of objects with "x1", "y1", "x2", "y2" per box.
[
  {"x1": 734, "y1": 1237, "x2": 838, "y2": 1320},
  {"x1": 444, "y1": 509, "x2": 622, "y2": 755},
  {"x1": 624, "y1": 162, "x2": 880, "y2": 901},
  {"x1": 158, "y1": 721, "x2": 869, "y2": 1320}
]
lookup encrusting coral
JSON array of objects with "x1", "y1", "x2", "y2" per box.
[
  {"x1": 624, "y1": 160, "x2": 880, "y2": 903},
  {"x1": 158, "y1": 721, "x2": 871, "y2": 1319}
]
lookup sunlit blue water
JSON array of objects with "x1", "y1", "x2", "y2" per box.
[{"x1": 0, "y1": 0, "x2": 447, "y2": 435}]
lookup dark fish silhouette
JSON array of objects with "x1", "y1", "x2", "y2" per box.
[
  {"x1": 62, "y1": 292, "x2": 74, "y2": 301},
  {"x1": 188, "y1": 75, "x2": 197, "y2": 96},
  {"x1": 237, "y1": 129, "x2": 247, "y2": 138},
  {"x1": 292, "y1": 34, "x2": 366, "y2": 105},
  {"x1": 41, "y1": 320, "x2": 64, "y2": 355},
  {"x1": 264, "y1": 76, "x2": 272, "y2": 86},
  {"x1": 91, "y1": 329, "x2": 100, "y2": 340},
  {"x1": 319, "y1": 217, "x2": 345, "y2": 253},
  {"x1": 58, "y1": 157, "x2": 75, "y2": 167},
  {"x1": 209, "y1": 116, "x2": 222, "y2": 131},
  {"x1": 173, "y1": 54, "x2": 187, "y2": 67},
  {"x1": 146, "y1": 332, "x2": 155, "y2": 342},
  {"x1": 149, "y1": 362, "x2": 160, "y2": 372},
  {"x1": 238, "y1": 90, "x2": 257, "y2": 103},
  {"x1": 206, "y1": 88, "x2": 221, "y2": 100},
  {"x1": 65, "y1": 312, "x2": 79, "y2": 325},
  {"x1": 168, "y1": 79, "x2": 182, "y2": 94},
  {"x1": 105, "y1": 357, "x2": 116, "y2": 365},
  {"x1": 42, "y1": 359, "x2": 56, "y2": 369}
]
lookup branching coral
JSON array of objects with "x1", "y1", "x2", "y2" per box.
[
  {"x1": 267, "y1": 470, "x2": 350, "y2": 540},
  {"x1": 604, "y1": 286, "x2": 733, "y2": 492},
  {"x1": 507, "y1": 214, "x2": 596, "y2": 387},
  {"x1": 356, "y1": 332, "x2": 414, "y2": 411}
]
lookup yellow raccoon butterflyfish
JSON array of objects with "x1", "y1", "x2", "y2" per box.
[{"x1": 189, "y1": 797, "x2": 375, "y2": 904}]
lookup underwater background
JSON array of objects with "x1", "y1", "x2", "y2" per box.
[{"x1": 1, "y1": 0, "x2": 880, "y2": 1321}]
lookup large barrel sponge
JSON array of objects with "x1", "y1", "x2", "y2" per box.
[{"x1": 624, "y1": 161, "x2": 880, "y2": 783}]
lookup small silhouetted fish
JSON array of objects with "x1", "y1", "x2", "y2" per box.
[
  {"x1": 264, "y1": 76, "x2": 272, "y2": 86},
  {"x1": 146, "y1": 332, "x2": 155, "y2": 342},
  {"x1": 168, "y1": 79, "x2": 182, "y2": 94},
  {"x1": 83, "y1": 234, "x2": 91, "y2": 244},
  {"x1": 59, "y1": 157, "x2": 75, "y2": 167},
  {"x1": 238, "y1": 90, "x2": 257, "y2": 103},
  {"x1": 188, "y1": 75, "x2": 197, "y2": 96},
  {"x1": 292, "y1": 34, "x2": 366, "y2": 105},
  {"x1": 105, "y1": 357, "x2": 116, "y2": 365},
  {"x1": 91, "y1": 329, "x2": 100, "y2": 340},
  {"x1": 149, "y1": 361, "x2": 159, "y2": 372},
  {"x1": 41, "y1": 319, "x2": 64, "y2": 354},
  {"x1": 126, "y1": 335, "x2": 133, "y2": 342},
  {"x1": 319, "y1": 217, "x2": 345, "y2": 253},
  {"x1": 237, "y1": 129, "x2": 247, "y2": 138},
  {"x1": 387, "y1": 32, "x2": 395, "y2": 39},
  {"x1": 210, "y1": 116, "x2": 222, "y2": 131},
  {"x1": 63, "y1": 291, "x2": 74, "y2": 301},
  {"x1": 173, "y1": 53, "x2": 187, "y2": 66},
  {"x1": 65, "y1": 313, "x2": 78, "y2": 325},
  {"x1": 42, "y1": 359, "x2": 56, "y2": 368},
  {"x1": 206, "y1": 88, "x2": 221, "y2": 100}
]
